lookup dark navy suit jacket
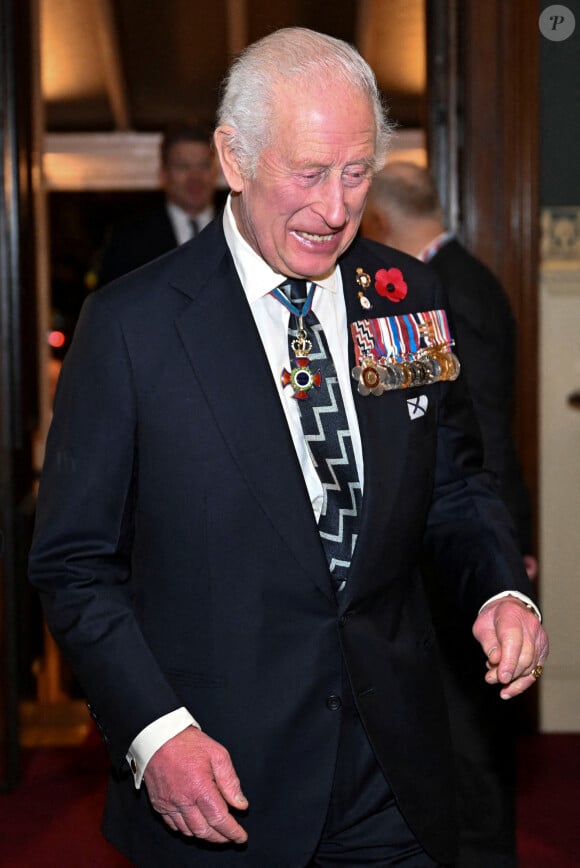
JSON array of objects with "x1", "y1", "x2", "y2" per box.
[{"x1": 29, "y1": 220, "x2": 534, "y2": 866}]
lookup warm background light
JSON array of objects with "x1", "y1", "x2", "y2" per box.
[
  {"x1": 359, "y1": 0, "x2": 426, "y2": 95},
  {"x1": 41, "y1": 0, "x2": 107, "y2": 101}
]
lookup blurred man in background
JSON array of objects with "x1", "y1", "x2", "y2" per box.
[{"x1": 98, "y1": 121, "x2": 219, "y2": 285}]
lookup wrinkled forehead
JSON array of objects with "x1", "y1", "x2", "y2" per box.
[{"x1": 269, "y1": 74, "x2": 375, "y2": 132}]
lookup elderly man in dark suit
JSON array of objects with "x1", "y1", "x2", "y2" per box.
[
  {"x1": 362, "y1": 161, "x2": 538, "y2": 867},
  {"x1": 29, "y1": 28, "x2": 548, "y2": 868},
  {"x1": 98, "y1": 121, "x2": 219, "y2": 286}
]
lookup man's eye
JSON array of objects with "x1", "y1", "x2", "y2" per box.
[{"x1": 343, "y1": 168, "x2": 369, "y2": 186}]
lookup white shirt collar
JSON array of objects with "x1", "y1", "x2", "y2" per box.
[
  {"x1": 222, "y1": 194, "x2": 339, "y2": 301},
  {"x1": 166, "y1": 201, "x2": 215, "y2": 244}
]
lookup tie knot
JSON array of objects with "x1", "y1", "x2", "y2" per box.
[
  {"x1": 190, "y1": 219, "x2": 199, "y2": 238},
  {"x1": 281, "y1": 278, "x2": 309, "y2": 307}
]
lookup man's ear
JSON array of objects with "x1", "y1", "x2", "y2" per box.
[{"x1": 213, "y1": 126, "x2": 245, "y2": 193}]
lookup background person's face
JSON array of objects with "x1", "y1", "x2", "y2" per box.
[
  {"x1": 231, "y1": 82, "x2": 376, "y2": 279},
  {"x1": 161, "y1": 141, "x2": 216, "y2": 216}
]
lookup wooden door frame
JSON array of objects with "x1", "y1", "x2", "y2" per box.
[
  {"x1": 427, "y1": 0, "x2": 540, "y2": 547},
  {"x1": 0, "y1": 0, "x2": 39, "y2": 788}
]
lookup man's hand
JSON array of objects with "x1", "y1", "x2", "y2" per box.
[
  {"x1": 143, "y1": 726, "x2": 248, "y2": 844},
  {"x1": 472, "y1": 597, "x2": 549, "y2": 699}
]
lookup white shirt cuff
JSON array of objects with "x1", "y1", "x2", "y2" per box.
[
  {"x1": 479, "y1": 591, "x2": 542, "y2": 622},
  {"x1": 126, "y1": 707, "x2": 200, "y2": 788}
]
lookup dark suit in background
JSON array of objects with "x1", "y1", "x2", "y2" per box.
[
  {"x1": 429, "y1": 237, "x2": 532, "y2": 552},
  {"x1": 363, "y1": 163, "x2": 537, "y2": 868},
  {"x1": 98, "y1": 205, "x2": 178, "y2": 286},
  {"x1": 426, "y1": 237, "x2": 530, "y2": 868}
]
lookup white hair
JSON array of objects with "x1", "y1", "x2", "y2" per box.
[{"x1": 216, "y1": 27, "x2": 393, "y2": 177}]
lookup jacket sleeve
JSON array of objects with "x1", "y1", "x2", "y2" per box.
[
  {"x1": 422, "y1": 366, "x2": 535, "y2": 622},
  {"x1": 29, "y1": 290, "x2": 183, "y2": 770}
]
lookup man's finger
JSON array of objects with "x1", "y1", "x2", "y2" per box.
[
  {"x1": 181, "y1": 805, "x2": 231, "y2": 844},
  {"x1": 195, "y1": 788, "x2": 248, "y2": 844},
  {"x1": 162, "y1": 813, "x2": 181, "y2": 833},
  {"x1": 211, "y1": 749, "x2": 249, "y2": 811},
  {"x1": 498, "y1": 672, "x2": 538, "y2": 700},
  {"x1": 162, "y1": 811, "x2": 193, "y2": 836}
]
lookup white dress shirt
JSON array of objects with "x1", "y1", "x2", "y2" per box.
[{"x1": 166, "y1": 201, "x2": 215, "y2": 245}]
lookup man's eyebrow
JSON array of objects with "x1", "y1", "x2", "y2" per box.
[
  {"x1": 346, "y1": 156, "x2": 376, "y2": 169},
  {"x1": 294, "y1": 156, "x2": 375, "y2": 171}
]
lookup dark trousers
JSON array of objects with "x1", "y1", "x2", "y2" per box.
[
  {"x1": 310, "y1": 673, "x2": 445, "y2": 867},
  {"x1": 422, "y1": 564, "x2": 519, "y2": 868}
]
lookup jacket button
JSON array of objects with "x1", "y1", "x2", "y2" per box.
[{"x1": 326, "y1": 694, "x2": 342, "y2": 711}]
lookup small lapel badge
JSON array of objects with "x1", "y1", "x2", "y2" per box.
[
  {"x1": 355, "y1": 267, "x2": 373, "y2": 310},
  {"x1": 407, "y1": 395, "x2": 429, "y2": 419}
]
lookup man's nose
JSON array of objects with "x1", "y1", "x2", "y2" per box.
[{"x1": 317, "y1": 174, "x2": 348, "y2": 228}]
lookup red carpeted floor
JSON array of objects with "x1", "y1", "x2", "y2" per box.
[
  {"x1": 0, "y1": 733, "x2": 579, "y2": 866},
  {"x1": 515, "y1": 733, "x2": 580, "y2": 867},
  {"x1": 0, "y1": 739, "x2": 129, "y2": 868}
]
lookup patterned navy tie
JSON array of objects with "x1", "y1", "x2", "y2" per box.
[{"x1": 282, "y1": 279, "x2": 362, "y2": 592}]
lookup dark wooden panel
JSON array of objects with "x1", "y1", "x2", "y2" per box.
[
  {"x1": 116, "y1": 0, "x2": 230, "y2": 130},
  {"x1": 427, "y1": 0, "x2": 540, "y2": 561},
  {"x1": 427, "y1": 0, "x2": 540, "y2": 730},
  {"x1": 460, "y1": 0, "x2": 540, "y2": 516}
]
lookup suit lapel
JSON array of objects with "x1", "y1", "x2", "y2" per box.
[
  {"x1": 339, "y1": 245, "x2": 414, "y2": 600},
  {"x1": 170, "y1": 232, "x2": 334, "y2": 601}
]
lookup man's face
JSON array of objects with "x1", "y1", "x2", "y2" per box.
[
  {"x1": 228, "y1": 83, "x2": 376, "y2": 279},
  {"x1": 161, "y1": 141, "x2": 216, "y2": 216}
]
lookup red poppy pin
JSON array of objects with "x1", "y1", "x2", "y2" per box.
[{"x1": 374, "y1": 267, "x2": 408, "y2": 303}]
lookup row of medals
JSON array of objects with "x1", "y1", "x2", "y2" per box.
[{"x1": 352, "y1": 343, "x2": 461, "y2": 397}]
